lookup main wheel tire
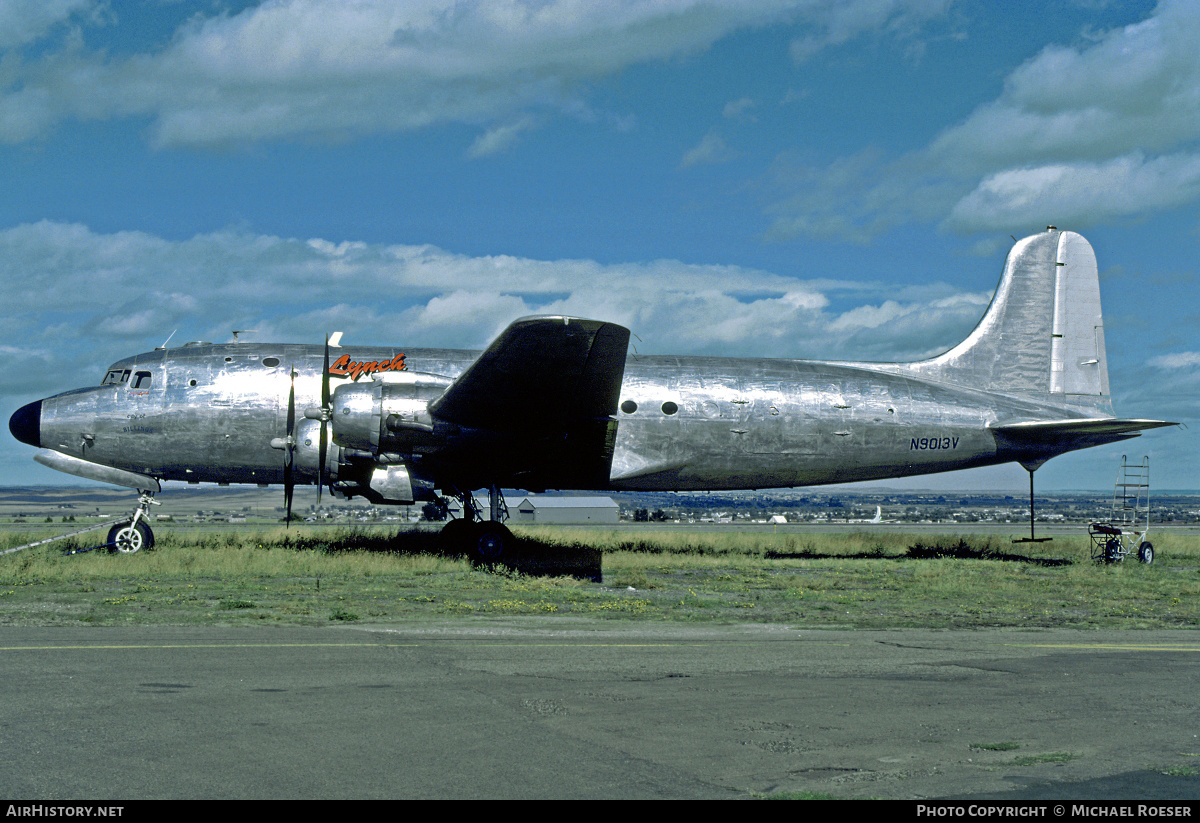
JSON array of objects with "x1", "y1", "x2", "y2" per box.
[
  {"x1": 473, "y1": 522, "x2": 512, "y2": 561},
  {"x1": 1138, "y1": 541, "x2": 1154, "y2": 564},
  {"x1": 438, "y1": 518, "x2": 475, "y2": 553},
  {"x1": 108, "y1": 521, "x2": 154, "y2": 554}
]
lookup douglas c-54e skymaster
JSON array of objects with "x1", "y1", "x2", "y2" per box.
[{"x1": 8, "y1": 228, "x2": 1174, "y2": 557}]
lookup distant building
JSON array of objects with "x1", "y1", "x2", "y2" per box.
[
  {"x1": 447, "y1": 495, "x2": 618, "y2": 525},
  {"x1": 512, "y1": 496, "x2": 618, "y2": 524}
]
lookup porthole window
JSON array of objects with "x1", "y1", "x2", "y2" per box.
[
  {"x1": 262, "y1": 357, "x2": 280, "y2": 368},
  {"x1": 661, "y1": 401, "x2": 679, "y2": 415},
  {"x1": 188, "y1": 379, "x2": 198, "y2": 387},
  {"x1": 620, "y1": 400, "x2": 638, "y2": 414}
]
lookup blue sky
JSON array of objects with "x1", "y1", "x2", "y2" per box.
[{"x1": 0, "y1": 0, "x2": 1196, "y2": 492}]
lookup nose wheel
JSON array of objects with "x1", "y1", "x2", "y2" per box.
[
  {"x1": 107, "y1": 490, "x2": 160, "y2": 554},
  {"x1": 107, "y1": 520, "x2": 154, "y2": 553}
]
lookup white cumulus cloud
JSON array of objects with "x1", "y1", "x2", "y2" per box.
[
  {"x1": 680, "y1": 132, "x2": 733, "y2": 168},
  {"x1": 946, "y1": 153, "x2": 1200, "y2": 233},
  {"x1": 0, "y1": 0, "x2": 98, "y2": 50},
  {"x1": 0, "y1": 220, "x2": 997, "y2": 398},
  {"x1": 1149, "y1": 352, "x2": 1200, "y2": 370},
  {"x1": 766, "y1": 0, "x2": 1200, "y2": 241},
  {"x1": 0, "y1": 0, "x2": 811, "y2": 147}
]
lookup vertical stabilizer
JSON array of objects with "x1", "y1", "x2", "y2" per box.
[{"x1": 898, "y1": 228, "x2": 1109, "y2": 405}]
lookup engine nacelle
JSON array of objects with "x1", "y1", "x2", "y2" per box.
[
  {"x1": 330, "y1": 371, "x2": 450, "y2": 454},
  {"x1": 366, "y1": 463, "x2": 436, "y2": 504},
  {"x1": 292, "y1": 418, "x2": 340, "y2": 481}
]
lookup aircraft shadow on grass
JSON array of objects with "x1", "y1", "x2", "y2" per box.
[
  {"x1": 286, "y1": 529, "x2": 604, "y2": 581},
  {"x1": 765, "y1": 540, "x2": 1073, "y2": 566},
  {"x1": 306, "y1": 530, "x2": 1069, "y2": 570}
]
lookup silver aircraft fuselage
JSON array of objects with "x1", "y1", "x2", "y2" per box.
[
  {"x1": 28, "y1": 344, "x2": 1085, "y2": 492},
  {"x1": 9, "y1": 229, "x2": 1174, "y2": 510}
]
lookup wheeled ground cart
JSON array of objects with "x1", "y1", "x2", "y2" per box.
[{"x1": 1088, "y1": 455, "x2": 1153, "y2": 564}]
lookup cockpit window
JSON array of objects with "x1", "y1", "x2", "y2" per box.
[
  {"x1": 132, "y1": 371, "x2": 152, "y2": 389},
  {"x1": 102, "y1": 369, "x2": 130, "y2": 386}
]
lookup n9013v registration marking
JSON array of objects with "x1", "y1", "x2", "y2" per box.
[{"x1": 911, "y1": 436, "x2": 959, "y2": 450}]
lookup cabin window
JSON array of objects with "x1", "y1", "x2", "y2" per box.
[
  {"x1": 620, "y1": 400, "x2": 638, "y2": 414},
  {"x1": 132, "y1": 371, "x2": 152, "y2": 389},
  {"x1": 262, "y1": 357, "x2": 280, "y2": 368},
  {"x1": 661, "y1": 401, "x2": 679, "y2": 415},
  {"x1": 101, "y1": 369, "x2": 130, "y2": 386}
]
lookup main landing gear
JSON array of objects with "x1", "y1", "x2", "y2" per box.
[
  {"x1": 439, "y1": 484, "x2": 514, "y2": 561},
  {"x1": 107, "y1": 490, "x2": 160, "y2": 554}
]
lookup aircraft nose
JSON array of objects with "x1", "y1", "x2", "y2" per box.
[{"x1": 9, "y1": 400, "x2": 42, "y2": 448}]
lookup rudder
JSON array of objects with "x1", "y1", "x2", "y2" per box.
[{"x1": 1050, "y1": 231, "x2": 1108, "y2": 398}]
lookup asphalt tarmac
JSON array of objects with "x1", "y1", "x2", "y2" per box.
[{"x1": 3, "y1": 623, "x2": 1199, "y2": 800}]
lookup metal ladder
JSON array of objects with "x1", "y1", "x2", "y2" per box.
[{"x1": 1112, "y1": 455, "x2": 1150, "y2": 534}]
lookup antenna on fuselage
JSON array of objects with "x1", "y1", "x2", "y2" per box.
[
  {"x1": 231, "y1": 330, "x2": 258, "y2": 342},
  {"x1": 156, "y1": 330, "x2": 177, "y2": 351}
]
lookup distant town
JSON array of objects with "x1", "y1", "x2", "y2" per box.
[
  {"x1": 617, "y1": 489, "x2": 1200, "y2": 527},
  {"x1": 1, "y1": 485, "x2": 1198, "y2": 529}
]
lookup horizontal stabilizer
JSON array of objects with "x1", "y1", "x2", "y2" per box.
[
  {"x1": 994, "y1": 418, "x2": 1175, "y2": 439},
  {"x1": 992, "y1": 417, "x2": 1176, "y2": 448}
]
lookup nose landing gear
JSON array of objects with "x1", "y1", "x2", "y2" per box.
[{"x1": 107, "y1": 490, "x2": 160, "y2": 553}]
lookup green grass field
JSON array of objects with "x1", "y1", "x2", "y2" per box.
[{"x1": 1, "y1": 525, "x2": 1197, "y2": 628}]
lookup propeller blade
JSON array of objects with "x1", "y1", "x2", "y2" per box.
[
  {"x1": 284, "y1": 368, "x2": 296, "y2": 527},
  {"x1": 317, "y1": 336, "x2": 330, "y2": 506},
  {"x1": 317, "y1": 422, "x2": 328, "y2": 507},
  {"x1": 284, "y1": 470, "x2": 294, "y2": 526},
  {"x1": 322, "y1": 333, "x2": 331, "y2": 409},
  {"x1": 286, "y1": 367, "x2": 296, "y2": 440}
]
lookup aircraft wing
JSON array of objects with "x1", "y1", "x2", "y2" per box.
[
  {"x1": 991, "y1": 417, "x2": 1177, "y2": 451},
  {"x1": 427, "y1": 315, "x2": 631, "y2": 489},
  {"x1": 430, "y1": 316, "x2": 629, "y2": 426}
]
